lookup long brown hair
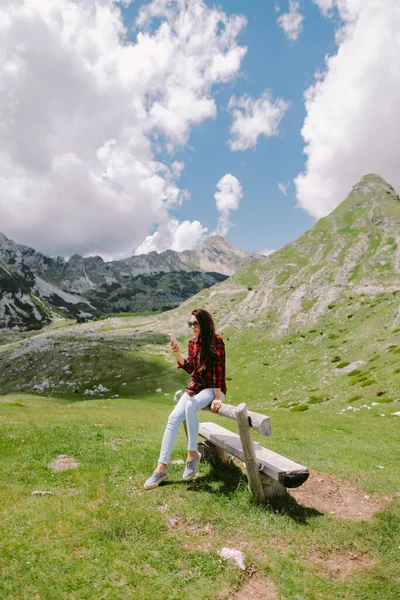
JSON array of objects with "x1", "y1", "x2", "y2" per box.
[{"x1": 191, "y1": 308, "x2": 217, "y2": 374}]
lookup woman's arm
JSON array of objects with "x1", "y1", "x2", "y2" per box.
[
  {"x1": 173, "y1": 350, "x2": 186, "y2": 367},
  {"x1": 173, "y1": 339, "x2": 196, "y2": 374}
]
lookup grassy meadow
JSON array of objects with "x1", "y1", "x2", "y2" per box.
[{"x1": 0, "y1": 321, "x2": 399, "y2": 599}]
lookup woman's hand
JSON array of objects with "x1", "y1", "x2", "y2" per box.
[
  {"x1": 170, "y1": 340, "x2": 180, "y2": 357},
  {"x1": 211, "y1": 399, "x2": 222, "y2": 413}
]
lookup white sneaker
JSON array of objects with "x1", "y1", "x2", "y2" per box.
[
  {"x1": 183, "y1": 452, "x2": 201, "y2": 481},
  {"x1": 144, "y1": 470, "x2": 168, "y2": 490}
]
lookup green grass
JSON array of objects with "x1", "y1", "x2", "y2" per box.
[
  {"x1": 1, "y1": 391, "x2": 399, "y2": 600},
  {"x1": 1, "y1": 309, "x2": 400, "y2": 599}
]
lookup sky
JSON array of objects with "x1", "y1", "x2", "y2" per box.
[{"x1": 0, "y1": 0, "x2": 399, "y2": 261}]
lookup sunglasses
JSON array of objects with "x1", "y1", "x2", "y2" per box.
[{"x1": 188, "y1": 321, "x2": 199, "y2": 328}]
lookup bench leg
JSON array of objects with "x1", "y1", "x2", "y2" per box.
[
  {"x1": 260, "y1": 473, "x2": 287, "y2": 500},
  {"x1": 198, "y1": 441, "x2": 230, "y2": 464},
  {"x1": 236, "y1": 403, "x2": 266, "y2": 504},
  {"x1": 182, "y1": 419, "x2": 188, "y2": 442}
]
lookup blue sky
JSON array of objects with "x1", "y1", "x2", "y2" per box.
[{"x1": 122, "y1": 0, "x2": 337, "y2": 255}]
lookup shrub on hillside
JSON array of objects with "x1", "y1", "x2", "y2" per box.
[
  {"x1": 308, "y1": 396, "x2": 325, "y2": 404},
  {"x1": 347, "y1": 394, "x2": 362, "y2": 403},
  {"x1": 290, "y1": 404, "x2": 309, "y2": 412},
  {"x1": 360, "y1": 379, "x2": 376, "y2": 387},
  {"x1": 376, "y1": 397, "x2": 394, "y2": 403}
]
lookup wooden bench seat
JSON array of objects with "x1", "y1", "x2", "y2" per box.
[
  {"x1": 199, "y1": 421, "x2": 309, "y2": 489},
  {"x1": 173, "y1": 390, "x2": 309, "y2": 502}
]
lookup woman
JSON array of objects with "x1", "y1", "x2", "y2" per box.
[{"x1": 144, "y1": 308, "x2": 227, "y2": 490}]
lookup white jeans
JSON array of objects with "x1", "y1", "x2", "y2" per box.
[{"x1": 158, "y1": 388, "x2": 225, "y2": 464}]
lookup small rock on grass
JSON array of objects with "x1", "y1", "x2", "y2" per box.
[
  {"x1": 32, "y1": 491, "x2": 53, "y2": 496},
  {"x1": 218, "y1": 548, "x2": 245, "y2": 570}
]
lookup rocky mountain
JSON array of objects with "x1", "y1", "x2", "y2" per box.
[
  {"x1": 0, "y1": 244, "x2": 96, "y2": 331},
  {"x1": 49, "y1": 235, "x2": 260, "y2": 295},
  {"x1": 0, "y1": 233, "x2": 260, "y2": 330},
  {"x1": 144, "y1": 174, "x2": 400, "y2": 337}
]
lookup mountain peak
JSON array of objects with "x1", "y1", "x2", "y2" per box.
[
  {"x1": 359, "y1": 173, "x2": 388, "y2": 185},
  {"x1": 200, "y1": 235, "x2": 230, "y2": 248},
  {"x1": 199, "y1": 235, "x2": 261, "y2": 256},
  {"x1": 350, "y1": 174, "x2": 399, "y2": 200}
]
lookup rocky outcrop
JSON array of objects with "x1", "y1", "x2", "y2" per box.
[{"x1": 0, "y1": 234, "x2": 258, "y2": 330}]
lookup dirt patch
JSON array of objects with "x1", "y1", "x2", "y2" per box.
[
  {"x1": 181, "y1": 539, "x2": 214, "y2": 552},
  {"x1": 103, "y1": 438, "x2": 135, "y2": 451},
  {"x1": 228, "y1": 574, "x2": 280, "y2": 600},
  {"x1": 228, "y1": 460, "x2": 381, "y2": 520},
  {"x1": 103, "y1": 442, "x2": 120, "y2": 451},
  {"x1": 165, "y1": 513, "x2": 215, "y2": 536},
  {"x1": 290, "y1": 470, "x2": 382, "y2": 520},
  {"x1": 158, "y1": 504, "x2": 216, "y2": 536},
  {"x1": 309, "y1": 550, "x2": 374, "y2": 579},
  {"x1": 48, "y1": 455, "x2": 80, "y2": 472}
]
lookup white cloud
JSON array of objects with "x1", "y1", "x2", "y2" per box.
[
  {"x1": 214, "y1": 174, "x2": 243, "y2": 236},
  {"x1": 261, "y1": 249, "x2": 276, "y2": 256},
  {"x1": 0, "y1": 0, "x2": 247, "y2": 259},
  {"x1": 312, "y1": 0, "x2": 336, "y2": 17},
  {"x1": 135, "y1": 218, "x2": 208, "y2": 254},
  {"x1": 277, "y1": 1, "x2": 304, "y2": 41},
  {"x1": 295, "y1": 0, "x2": 400, "y2": 218},
  {"x1": 228, "y1": 91, "x2": 290, "y2": 151},
  {"x1": 278, "y1": 182, "x2": 290, "y2": 196}
]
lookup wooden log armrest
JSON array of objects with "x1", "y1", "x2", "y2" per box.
[{"x1": 173, "y1": 390, "x2": 272, "y2": 436}]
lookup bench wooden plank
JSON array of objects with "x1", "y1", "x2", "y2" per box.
[{"x1": 199, "y1": 422, "x2": 309, "y2": 489}]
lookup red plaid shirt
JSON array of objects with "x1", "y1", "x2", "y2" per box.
[{"x1": 177, "y1": 334, "x2": 227, "y2": 397}]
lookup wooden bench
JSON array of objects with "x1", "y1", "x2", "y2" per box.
[{"x1": 174, "y1": 390, "x2": 309, "y2": 503}]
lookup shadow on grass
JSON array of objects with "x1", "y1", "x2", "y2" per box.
[
  {"x1": 163, "y1": 459, "x2": 323, "y2": 524},
  {"x1": 265, "y1": 494, "x2": 323, "y2": 525},
  {"x1": 163, "y1": 459, "x2": 247, "y2": 496}
]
